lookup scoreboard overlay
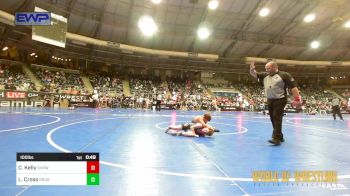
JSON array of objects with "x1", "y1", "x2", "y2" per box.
[{"x1": 16, "y1": 153, "x2": 99, "y2": 185}]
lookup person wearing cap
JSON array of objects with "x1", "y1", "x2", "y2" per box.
[{"x1": 249, "y1": 61, "x2": 301, "y2": 145}]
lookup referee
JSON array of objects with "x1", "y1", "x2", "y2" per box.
[
  {"x1": 332, "y1": 98, "x2": 344, "y2": 121},
  {"x1": 249, "y1": 61, "x2": 301, "y2": 145},
  {"x1": 156, "y1": 93, "x2": 162, "y2": 111}
]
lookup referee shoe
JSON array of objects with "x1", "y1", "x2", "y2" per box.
[{"x1": 268, "y1": 139, "x2": 281, "y2": 145}]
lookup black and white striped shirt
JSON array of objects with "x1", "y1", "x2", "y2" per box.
[{"x1": 257, "y1": 71, "x2": 297, "y2": 100}]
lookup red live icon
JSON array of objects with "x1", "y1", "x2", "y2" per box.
[{"x1": 87, "y1": 161, "x2": 99, "y2": 173}]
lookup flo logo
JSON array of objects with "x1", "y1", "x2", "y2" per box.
[{"x1": 15, "y1": 12, "x2": 51, "y2": 26}]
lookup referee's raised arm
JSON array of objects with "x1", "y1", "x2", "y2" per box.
[{"x1": 249, "y1": 61, "x2": 257, "y2": 78}]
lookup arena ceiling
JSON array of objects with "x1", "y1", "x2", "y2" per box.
[{"x1": 0, "y1": 0, "x2": 350, "y2": 74}]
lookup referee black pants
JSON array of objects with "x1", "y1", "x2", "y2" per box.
[
  {"x1": 156, "y1": 100, "x2": 161, "y2": 111},
  {"x1": 267, "y1": 98, "x2": 287, "y2": 141},
  {"x1": 332, "y1": 105, "x2": 343, "y2": 120}
]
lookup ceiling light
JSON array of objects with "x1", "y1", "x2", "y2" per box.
[
  {"x1": 151, "y1": 0, "x2": 161, "y2": 4},
  {"x1": 138, "y1": 15, "x2": 158, "y2": 36},
  {"x1": 259, "y1": 8, "x2": 270, "y2": 17},
  {"x1": 310, "y1": 40, "x2": 320, "y2": 49},
  {"x1": 2, "y1": 46, "x2": 8, "y2": 51},
  {"x1": 304, "y1": 14, "x2": 315, "y2": 23},
  {"x1": 197, "y1": 27, "x2": 210, "y2": 40},
  {"x1": 208, "y1": 0, "x2": 219, "y2": 10},
  {"x1": 344, "y1": 20, "x2": 350, "y2": 28}
]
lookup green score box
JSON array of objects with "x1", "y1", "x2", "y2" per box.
[{"x1": 87, "y1": 174, "x2": 99, "y2": 185}]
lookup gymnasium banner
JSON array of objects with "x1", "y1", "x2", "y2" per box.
[{"x1": 0, "y1": 90, "x2": 90, "y2": 100}]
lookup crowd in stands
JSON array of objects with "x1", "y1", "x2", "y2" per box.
[
  {"x1": 228, "y1": 83, "x2": 265, "y2": 111},
  {"x1": 0, "y1": 63, "x2": 35, "y2": 91},
  {"x1": 32, "y1": 67, "x2": 88, "y2": 95},
  {"x1": 297, "y1": 85, "x2": 331, "y2": 112},
  {"x1": 126, "y1": 75, "x2": 165, "y2": 109},
  {"x1": 88, "y1": 72, "x2": 123, "y2": 95},
  {"x1": 124, "y1": 76, "x2": 215, "y2": 111},
  {"x1": 130, "y1": 75, "x2": 163, "y2": 95},
  {"x1": 1, "y1": 60, "x2": 349, "y2": 114},
  {"x1": 204, "y1": 80, "x2": 348, "y2": 114},
  {"x1": 203, "y1": 82, "x2": 230, "y2": 89},
  {"x1": 166, "y1": 78, "x2": 214, "y2": 110},
  {"x1": 334, "y1": 88, "x2": 350, "y2": 99},
  {"x1": 325, "y1": 88, "x2": 349, "y2": 110}
]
